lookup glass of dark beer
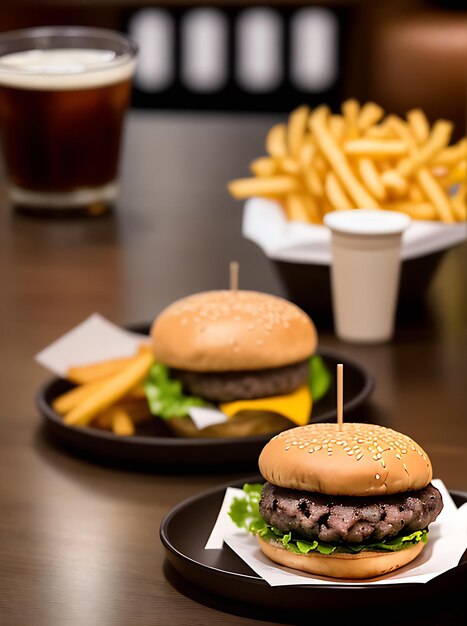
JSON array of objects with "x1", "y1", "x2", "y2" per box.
[{"x1": 0, "y1": 27, "x2": 138, "y2": 216}]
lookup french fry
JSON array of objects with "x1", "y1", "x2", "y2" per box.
[
  {"x1": 342, "y1": 98, "x2": 360, "y2": 138},
  {"x1": 406, "y1": 108, "x2": 430, "y2": 144},
  {"x1": 329, "y1": 115, "x2": 346, "y2": 142},
  {"x1": 433, "y1": 139, "x2": 467, "y2": 166},
  {"x1": 357, "y1": 102, "x2": 384, "y2": 132},
  {"x1": 344, "y1": 139, "x2": 408, "y2": 158},
  {"x1": 284, "y1": 194, "x2": 310, "y2": 222},
  {"x1": 299, "y1": 141, "x2": 315, "y2": 169},
  {"x1": 287, "y1": 105, "x2": 310, "y2": 158},
  {"x1": 302, "y1": 194, "x2": 322, "y2": 224},
  {"x1": 66, "y1": 348, "x2": 149, "y2": 384},
  {"x1": 416, "y1": 168, "x2": 455, "y2": 223},
  {"x1": 444, "y1": 160, "x2": 466, "y2": 185},
  {"x1": 309, "y1": 106, "x2": 380, "y2": 209},
  {"x1": 63, "y1": 351, "x2": 154, "y2": 427},
  {"x1": 358, "y1": 158, "x2": 386, "y2": 201},
  {"x1": 280, "y1": 157, "x2": 300, "y2": 175},
  {"x1": 299, "y1": 141, "x2": 316, "y2": 171},
  {"x1": 53, "y1": 379, "x2": 107, "y2": 415},
  {"x1": 227, "y1": 176, "x2": 298, "y2": 199},
  {"x1": 383, "y1": 202, "x2": 437, "y2": 220},
  {"x1": 325, "y1": 172, "x2": 353, "y2": 211},
  {"x1": 303, "y1": 167, "x2": 324, "y2": 198},
  {"x1": 381, "y1": 170, "x2": 409, "y2": 196},
  {"x1": 111, "y1": 408, "x2": 135, "y2": 436},
  {"x1": 250, "y1": 156, "x2": 277, "y2": 177},
  {"x1": 397, "y1": 120, "x2": 453, "y2": 178},
  {"x1": 266, "y1": 123, "x2": 288, "y2": 159},
  {"x1": 364, "y1": 121, "x2": 394, "y2": 140},
  {"x1": 408, "y1": 183, "x2": 425, "y2": 203},
  {"x1": 314, "y1": 153, "x2": 328, "y2": 176}
]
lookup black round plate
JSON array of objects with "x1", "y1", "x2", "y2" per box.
[
  {"x1": 36, "y1": 324, "x2": 373, "y2": 472},
  {"x1": 160, "y1": 476, "x2": 467, "y2": 614}
]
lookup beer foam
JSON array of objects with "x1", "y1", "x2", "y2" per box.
[{"x1": 0, "y1": 48, "x2": 136, "y2": 90}]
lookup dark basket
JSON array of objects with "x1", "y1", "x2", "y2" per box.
[{"x1": 272, "y1": 250, "x2": 445, "y2": 317}]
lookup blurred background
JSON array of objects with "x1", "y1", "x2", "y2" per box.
[{"x1": 1, "y1": 0, "x2": 465, "y2": 139}]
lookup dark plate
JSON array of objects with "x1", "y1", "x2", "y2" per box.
[
  {"x1": 160, "y1": 476, "x2": 467, "y2": 615},
  {"x1": 36, "y1": 324, "x2": 374, "y2": 472}
]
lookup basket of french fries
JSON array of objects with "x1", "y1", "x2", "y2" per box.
[{"x1": 227, "y1": 100, "x2": 466, "y2": 313}]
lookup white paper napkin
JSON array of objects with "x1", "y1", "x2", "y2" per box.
[
  {"x1": 242, "y1": 197, "x2": 467, "y2": 264},
  {"x1": 205, "y1": 478, "x2": 467, "y2": 586},
  {"x1": 34, "y1": 313, "x2": 149, "y2": 378}
]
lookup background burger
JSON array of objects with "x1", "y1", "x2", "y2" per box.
[
  {"x1": 230, "y1": 422, "x2": 443, "y2": 579},
  {"x1": 145, "y1": 289, "x2": 323, "y2": 437}
]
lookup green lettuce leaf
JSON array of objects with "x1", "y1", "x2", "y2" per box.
[
  {"x1": 143, "y1": 354, "x2": 331, "y2": 421},
  {"x1": 308, "y1": 355, "x2": 332, "y2": 403},
  {"x1": 228, "y1": 483, "x2": 429, "y2": 556},
  {"x1": 143, "y1": 363, "x2": 211, "y2": 419}
]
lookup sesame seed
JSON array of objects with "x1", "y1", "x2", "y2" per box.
[{"x1": 376, "y1": 473, "x2": 381, "y2": 480}]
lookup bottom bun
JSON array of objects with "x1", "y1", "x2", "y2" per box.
[{"x1": 257, "y1": 536, "x2": 425, "y2": 580}]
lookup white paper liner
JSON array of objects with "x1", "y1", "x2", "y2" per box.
[
  {"x1": 205, "y1": 478, "x2": 467, "y2": 586},
  {"x1": 242, "y1": 198, "x2": 467, "y2": 265},
  {"x1": 188, "y1": 407, "x2": 228, "y2": 429},
  {"x1": 34, "y1": 313, "x2": 149, "y2": 378}
]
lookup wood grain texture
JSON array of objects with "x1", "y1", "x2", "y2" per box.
[{"x1": 0, "y1": 112, "x2": 466, "y2": 626}]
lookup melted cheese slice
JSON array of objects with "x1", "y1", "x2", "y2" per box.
[{"x1": 219, "y1": 385, "x2": 312, "y2": 426}]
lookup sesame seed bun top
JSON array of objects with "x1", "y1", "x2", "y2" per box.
[
  {"x1": 150, "y1": 290, "x2": 317, "y2": 372},
  {"x1": 259, "y1": 423, "x2": 433, "y2": 496}
]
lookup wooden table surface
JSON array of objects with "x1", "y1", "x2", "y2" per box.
[{"x1": 0, "y1": 111, "x2": 466, "y2": 626}]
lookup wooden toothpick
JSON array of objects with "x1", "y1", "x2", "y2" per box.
[
  {"x1": 337, "y1": 363, "x2": 344, "y2": 428},
  {"x1": 230, "y1": 261, "x2": 239, "y2": 292}
]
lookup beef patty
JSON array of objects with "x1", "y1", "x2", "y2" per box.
[
  {"x1": 259, "y1": 482, "x2": 443, "y2": 543},
  {"x1": 171, "y1": 360, "x2": 309, "y2": 403}
]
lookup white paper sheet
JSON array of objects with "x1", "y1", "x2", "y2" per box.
[
  {"x1": 242, "y1": 197, "x2": 467, "y2": 264},
  {"x1": 35, "y1": 313, "x2": 149, "y2": 377},
  {"x1": 205, "y1": 478, "x2": 467, "y2": 586},
  {"x1": 188, "y1": 407, "x2": 228, "y2": 430}
]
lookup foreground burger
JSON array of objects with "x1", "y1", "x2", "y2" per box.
[
  {"x1": 230, "y1": 423, "x2": 443, "y2": 579},
  {"x1": 146, "y1": 290, "x2": 320, "y2": 434}
]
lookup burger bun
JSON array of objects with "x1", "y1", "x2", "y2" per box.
[
  {"x1": 257, "y1": 536, "x2": 425, "y2": 580},
  {"x1": 151, "y1": 290, "x2": 317, "y2": 372}
]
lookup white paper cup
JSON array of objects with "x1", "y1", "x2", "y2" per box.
[{"x1": 324, "y1": 210, "x2": 412, "y2": 344}]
